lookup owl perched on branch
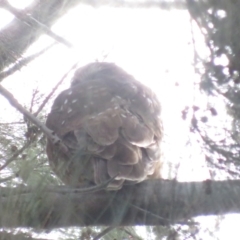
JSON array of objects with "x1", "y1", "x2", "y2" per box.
[{"x1": 46, "y1": 62, "x2": 162, "y2": 190}]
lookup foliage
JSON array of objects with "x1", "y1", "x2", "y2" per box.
[{"x1": 186, "y1": 0, "x2": 240, "y2": 179}]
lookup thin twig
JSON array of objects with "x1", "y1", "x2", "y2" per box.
[
  {"x1": 129, "y1": 202, "x2": 196, "y2": 226},
  {"x1": 0, "y1": 84, "x2": 69, "y2": 154},
  {"x1": 0, "y1": 141, "x2": 31, "y2": 171},
  {"x1": 0, "y1": 174, "x2": 118, "y2": 196},
  {"x1": 0, "y1": 0, "x2": 73, "y2": 48},
  {"x1": 34, "y1": 62, "x2": 79, "y2": 116},
  {"x1": 128, "y1": 202, "x2": 169, "y2": 223},
  {"x1": 119, "y1": 227, "x2": 143, "y2": 240},
  {"x1": 30, "y1": 88, "x2": 39, "y2": 113},
  {"x1": 92, "y1": 226, "x2": 116, "y2": 240},
  {"x1": 0, "y1": 43, "x2": 56, "y2": 81}
]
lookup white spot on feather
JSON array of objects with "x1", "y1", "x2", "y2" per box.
[
  {"x1": 131, "y1": 85, "x2": 137, "y2": 91},
  {"x1": 147, "y1": 98, "x2": 153, "y2": 105}
]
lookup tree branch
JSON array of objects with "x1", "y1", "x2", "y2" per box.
[
  {"x1": 0, "y1": 0, "x2": 81, "y2": 71},
  {"x1": 34, "y1": 62, "x2": 79, "y2": 117},
  {"x1": 1, "y1": 179, "x2": 240, "y2": 228},
  {"x1": 92, "y1": 226, "x2": 116, "y2": 240},
  {"x1": 0, "y1": 84, "x2": 69, "y2": 154},
  {"x1": 0, "y1": 42, "x2": 56, "y2": 82},
  {"x1": 0, "y1": 141, "x2": 31, "y2": 171},
  {"x1": 0, "y1": 0, "x2": 73, "y2": 48}
]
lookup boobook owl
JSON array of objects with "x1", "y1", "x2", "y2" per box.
[{"x1": 46, "y1": 62, "x2": 162, "y2": 190}]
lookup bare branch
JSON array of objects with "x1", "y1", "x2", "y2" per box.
[
  {"x1": 0, "y1": 141, "x2": 31, "y2": 171},
  {"x1": 93, "y1": 226, "x2": 116, "y2": 240},
  {"x1": 0, "y1": 43, "x2": 56, "y2": 81},
  {"x1": 34, "y1": 62, "x2": 79, "y2": 116},
  {"x1": 0, "y1": 84, "x2": 69, "y2": 153},
  {"x1": 30, "y1": 88, "x2": 39, "y2": 113}
]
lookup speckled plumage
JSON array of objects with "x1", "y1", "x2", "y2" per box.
[{"x1": 46, "y1": 62, "x2": 162, "y2": 190}]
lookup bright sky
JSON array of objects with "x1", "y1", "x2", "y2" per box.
[{"x1": 0, "y1": 1, "x2": 239, "y2": 239}]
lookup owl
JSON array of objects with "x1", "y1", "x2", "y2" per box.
[{"x1": 46, "y1": 62, "x2": 162, "y2": 190}]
